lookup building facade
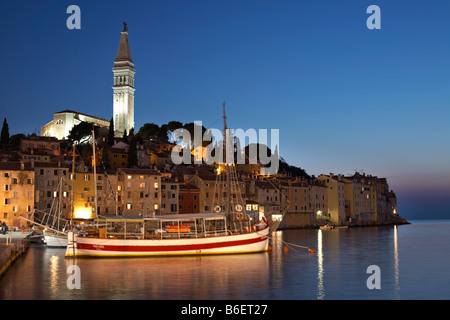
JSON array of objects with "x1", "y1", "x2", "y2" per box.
[{"x1": 0, "y1": 162, "x2": 35, "y2": 228}]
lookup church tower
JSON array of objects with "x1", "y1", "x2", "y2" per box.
[{"x1": 113, "y1": 22, "x2": 135, "y2": 137}]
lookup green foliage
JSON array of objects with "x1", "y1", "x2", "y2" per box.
[
  {"x1": 108, "y1": 118, "x2": 115, "y2": 146},
  {"x1": 68, "y1": 121, "x2": 98, "y2": 145},
  {"x1": 1, "y1": 118, "x2": 10, "y2": 146}
]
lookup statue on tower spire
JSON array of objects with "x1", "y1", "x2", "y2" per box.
[{"x1": 123, "y1": 21, "x2": 128, "y2": 32}]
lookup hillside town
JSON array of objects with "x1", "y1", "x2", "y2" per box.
[
  {"x1": 0, "y1": 131, "x2": 404, "y2": 231},
  {"x1": 0, "y1": 23, "x2": 405, "y2": 232}
]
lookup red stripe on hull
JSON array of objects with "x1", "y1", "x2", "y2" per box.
[{"x1": 77, "y1": 236, "x2": 267, "y2": 253}]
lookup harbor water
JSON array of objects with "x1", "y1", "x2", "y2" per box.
[{"x1": 0, "y1": 219, "x2": 449, "y2": 300}]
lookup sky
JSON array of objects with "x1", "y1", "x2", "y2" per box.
[{"x1": 0, "y1": 0, "x2": 449, "y2": 220}]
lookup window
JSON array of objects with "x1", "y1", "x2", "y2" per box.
[
  {"x1": 27, "y1": 206, "x2": 31, "y2": 212},
  {"x1": 4, "y1": 199, "x2": 10, "y2": 205},
  {"x1": 127, "y1": 203, "x2": 132, "y2": 210},
  {"x1": 4, "y1": 173, "x2": 9, "y2": 178},
  {"x1": 4, "y1": 185, "x2": 9, "y2": 191},
  {"x1": 154, "y1": 182, "x2": 159, "y2": 189},
  {"x1": 12, "y1": 178, "x2": 18, "y2": 184},
  {"x1": 140, "y1": 182, "x2": 145, "y2": 188}
]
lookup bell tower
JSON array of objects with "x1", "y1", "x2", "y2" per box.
[{"x1": 113, "y1": 22, "x2": 135, "y2": 137}]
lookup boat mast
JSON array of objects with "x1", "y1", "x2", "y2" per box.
[
  {"x1": 70, "y1": 143, "x2": 75, "y2": 225},
  {"x1": 223, "y1": 101, "x2": 231, "y2": 215},
  {"x1": 92, "y1": 129, "x2": 98, "y2": 218}
]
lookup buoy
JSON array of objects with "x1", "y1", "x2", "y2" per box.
[
  {"x1": 283, "y1": 246, "x2": 289, "y2": 253},
  {"x1": 309, "y1": 248, "x2": 315, "y2": 254}
]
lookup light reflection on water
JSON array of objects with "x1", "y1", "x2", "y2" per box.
[{"x1": 1, "y1": 220, "x2": 450, "y2": 300}]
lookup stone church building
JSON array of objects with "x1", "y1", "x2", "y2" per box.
[{"x1": 41, "y1": 23, "x2": 135, "y2": 139}]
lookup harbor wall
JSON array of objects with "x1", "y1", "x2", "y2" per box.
[
  {"x1": 279, "y1": 213, "x2": 316, "y2": 229},
  {"x1": 0, "y1": 239, "x2": 29, "y2": 280}
]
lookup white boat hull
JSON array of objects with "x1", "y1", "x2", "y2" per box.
[
  {"x1": 65, "y1": 227, "x2": 269, "y2": 258},
  {"x1": 44, "y1": 232, "x2": 67, "y2": 248}
]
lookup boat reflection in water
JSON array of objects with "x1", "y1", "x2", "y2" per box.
[{"x1": 64, "y1": 252, "x2": 270, "y2": 300}]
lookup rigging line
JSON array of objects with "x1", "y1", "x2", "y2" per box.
[{"x1": 239, "y1": 150, "x2": 291, "y2": 203}]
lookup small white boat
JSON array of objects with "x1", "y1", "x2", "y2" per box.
[
  {"x1": 320, "y1": 224, "x2": 335, "y2": 230},
  {"x1": 44, "y1": 229, "x2": 68, "y2": 248}
]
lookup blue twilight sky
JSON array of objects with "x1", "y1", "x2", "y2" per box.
[{"x1": 0, "y1": 0, "x2": 449, "y2": 220}]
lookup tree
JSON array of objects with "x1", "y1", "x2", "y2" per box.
[
  {"x1": 138, "y1": 123, "x2": 160, "y2": 139},
  {"x1": 122, "y1": 129, "x2": 128, "y2": 143},
  {"x1": 10, "y1": 133, "x2": 25, "y2": 151},
  {"x1": 1, "y1": 118, "x2": 10, "y2": 147},
  {"x1": 101, "y1": 144, "x2": 111, "y2": 170},
  {"x1": 108, "y1": 118, "x2": 115, "y2": 146},
  {"x1": 128, "y1": 136, "x2": 138, "y2": 168},
  {"x1": 156, "y1": 124, "x2": 168, "y2": 141},
  {"x1": 68, "y1": 121, "x2": 98, "y2": 145}
]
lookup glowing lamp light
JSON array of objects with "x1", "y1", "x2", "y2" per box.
[{"x1": 73, "y1": 207, "x2": 94, "y2": 219}]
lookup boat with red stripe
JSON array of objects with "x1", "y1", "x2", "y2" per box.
[{"x1": 65, "y1": 213, "x2": 269, "y2": 258}]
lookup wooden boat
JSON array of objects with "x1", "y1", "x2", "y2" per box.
[{"x1": 65, "y1": 213, "x2": 269, "y2": 257}]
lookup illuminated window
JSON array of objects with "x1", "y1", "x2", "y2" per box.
[
  {"x1": 127, "y1": 203, "x2": 132, "y2": 210},
  {"x1": 154, "y1": 182, "x2": 158, "y2": 189},
  {"x1": 140, "y1": 182, "x2": 145, "y2": 188},
  {"x1": 127, "y1": 175, "x2": 132, "y2": 180}
]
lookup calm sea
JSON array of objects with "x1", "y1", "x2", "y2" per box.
[{"x1": 1, "y1": 219, "x2": 449, "y2": 300}]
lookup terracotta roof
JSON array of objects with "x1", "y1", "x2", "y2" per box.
[
  {"x1": 0, "y1": 161, "x2": 34, "y2": 171},
  {"x1": 119, "y1": 168, "x2": 160, "y2": 176}
]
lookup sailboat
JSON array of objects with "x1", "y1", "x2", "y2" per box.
[
  {"x1": 65, "y1": 105, "x2": 270, "y2": 258},
  {"x1": 20, "y1": 176, "x2": 69, "y2": 248}
]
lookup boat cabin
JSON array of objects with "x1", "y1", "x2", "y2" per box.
[{"x1": 90, "y1": 213, "x2": 230, "y2": 240}]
